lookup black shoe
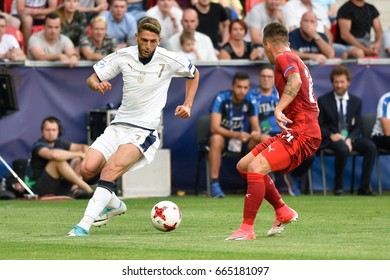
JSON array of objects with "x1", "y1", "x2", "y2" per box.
[
  {"x1": 357, "y1": 189, "x2": 376, "y2": 196},
  {"x1": 334, "y1": 189, "x2": 344, "y2": 196}
]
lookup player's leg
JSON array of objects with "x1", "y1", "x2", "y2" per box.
[
  {"x1": 261, "y1": 141, "x2": 298, "y2": 236},
  {"x1": 226, "y1": 150, "x2": 271, "y2": 240},
  {"x1": 208, "y1": 134, "x2": 225, "y2": 197},
  {"x1": 68, "y1": 144, "x2": 141, "y2": 236},
  {"x1": 227, "y1": 140, "x2": 298, "y2": 240},
  {"x1": 91, "y1": 143, "x2": 143, "y2": 226}
]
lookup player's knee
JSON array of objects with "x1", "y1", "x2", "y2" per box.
[
  {"x1": 80, "y1": 163, "x2": 95, "y2": 181},
  {"x1": 236, "y1": 164, "x2": 247, "y2": 179}
]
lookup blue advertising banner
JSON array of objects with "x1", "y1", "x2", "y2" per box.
[{"x1": 0, "y1": 64, "x2": 389, "y2": 194}]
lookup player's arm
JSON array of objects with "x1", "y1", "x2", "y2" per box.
[
  {"x1": 86, "y1": 73, "x2": 112, "y2": 94},
  {"x1": 274, "y1": 72, "x2": 301, "y2": 131},
  {"x1": 175, "y1": 69, "x2": 200, "y2": 118}
]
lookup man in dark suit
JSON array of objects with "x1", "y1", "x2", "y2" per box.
[{"x1": 318, "y1": 65, "x2": 376, "y2": 196}]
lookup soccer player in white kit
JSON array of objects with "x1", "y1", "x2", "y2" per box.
[{"x1": 67, "y1": 17, "x2": 199, "y2": 236}]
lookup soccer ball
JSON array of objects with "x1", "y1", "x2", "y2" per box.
[{"x1": 150, "y1": 201, "x2": 182, "y2": 232}]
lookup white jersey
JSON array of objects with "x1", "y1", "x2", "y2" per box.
[
  {"x1": 0, "y1": 34, "x2": 20, "y2": 54},
  {"x1": 372, "y1": 92, "x2": 390, "y2": 136},
  {"x1": 93, "y1": 46, "x2": 197, "y2": 130}
]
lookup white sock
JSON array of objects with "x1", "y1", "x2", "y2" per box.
[
  {"x1": 78, "y1": 187, "x2": 112, "y2": 231},
  {"x1": 107, "y1": 192, "x2": 121, "y2": 209}
]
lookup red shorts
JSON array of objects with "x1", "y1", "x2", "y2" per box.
[{"x1": 251, "y1": 132, "x2": 321, "y2": 174}]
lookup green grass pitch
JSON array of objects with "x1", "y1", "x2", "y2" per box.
[{"x1": 1, "y1": 194, "x2": 390, "y2": 260}]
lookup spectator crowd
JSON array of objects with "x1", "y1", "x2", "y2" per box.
[{"x1": 0, "y1": 0, "x2": 389, "y2": 65}]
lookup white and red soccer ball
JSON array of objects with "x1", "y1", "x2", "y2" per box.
[{"x1": 150, "y1": 201, "x2": 182, "y2": 232}]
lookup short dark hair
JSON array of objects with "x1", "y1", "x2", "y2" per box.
[
  {"x1": 180, "y1": 32, "x2": 195, "y2": 45},
  {"x1": 138, "y1": 17, "x2": 161, "y2": 35},
  {"x1": 229, "y1": 19, "x2": 248, "y2": 34},
  {"x1": 232, "y1": 71, "x2": 250, "y2": 85},
  {"x1": 330, "y1": 65, "x2": 351, "y2": 82},
  {"x1": 41, "y1": 116, "x2": 64, "y2": 136},
  {"x1": 263, "y1": 22, "x2": 289, "y2": 46},
  {"x1": 259, "y1": 64, "x2": 274, "y2": 74},
  {"x1": 44, "y1": 12, "x2": 60, "y2": 24}
]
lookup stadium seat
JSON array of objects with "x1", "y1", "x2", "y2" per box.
[
  {"x1": 330, "y1": 22, "x2": 337, "y2": 40},
  {"x1": 3, "y1": 0, "x2": 13, "y2": 13},
  {"x1": 194, "y1": 115, "x2": 241, "y2": 196},
  {"x1": 32, "y1": 25, "x2": 44, "y2": 34},
  {"x1": 5, "y1": 26, "x2": 26, "y2": 52}
]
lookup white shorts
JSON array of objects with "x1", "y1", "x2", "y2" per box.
[{"x1": 90, "y1": 123, "x2": 160, "y2": 172}]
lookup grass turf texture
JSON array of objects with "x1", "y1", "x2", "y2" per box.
[{"x1": 0, "y1": 195, "x2": 389, "y2": 260}]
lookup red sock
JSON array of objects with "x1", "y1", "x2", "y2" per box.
[
  {"x1": 243, "y1": 173, "x2": 266, "y2": 225},
  {"x1": 264, "y1": 174, "x2": 285, "y2": 210},
  {"x1": 237, "y1": 168, "x2": 247, "y2": 180}
]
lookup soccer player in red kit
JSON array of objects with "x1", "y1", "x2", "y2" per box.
[{"x1": 226, "y1": 22, "x2": 322, "y2": 240}]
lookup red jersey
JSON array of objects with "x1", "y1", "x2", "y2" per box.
[
  {"x1": 275, "y1": 51, "x2": 321, "y2": 139},
  {"x1": 250, "y1": 51, "x2": 322, "y2": 173}
]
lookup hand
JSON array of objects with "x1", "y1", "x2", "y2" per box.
[
  {"x1": 68, "y1": 54, "x2": 79, "y2": 68},
  {"x1": 314, "y1": 54, "x2": 327, "y2": 64},
  {"x1": 368, "y1": 43, "x2": 380, "y2": 55},
  {"x1": 5, "y1": 49, "x2": 16, "y2": 61},
  {"x1": 168, "y1": 11, "x2": 177, "y2": 25},
  {"x1": 300, "y1": 22, "x2": 317, "y2": 38},
  {"x1": 78, "y1": 151, "x2": 86, "y2": 159},
  {"x1": 94, "y1": 81, "x2": 112, "y2": 94},
  {"x1": 98, "y1": 3, "x2": 109, "y2": 11},
  {"x1": 274, "y1": 109, "x2": 292, "y2": 131},
  {"x1": 270, "y1": 9, "x2": 284, "y2": 24},
  {"x1": 330, "y1": 133, "x2": 344, "y2": 142},
  {"x1": 239, "y1": 131, "x2": 251, "y2": 142},
  {"x1": 175, "y1": 105, "x2": 191, "y2": 118},
  {"x1": 256, "y1": 47, "x2": 264, "y2": 60},
  {"x1": 345, "y1": 138, "x2": 353, "y2": 152},
  {"x1": 364, "y1": 46, "x2": 377, "y2": 56}
]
